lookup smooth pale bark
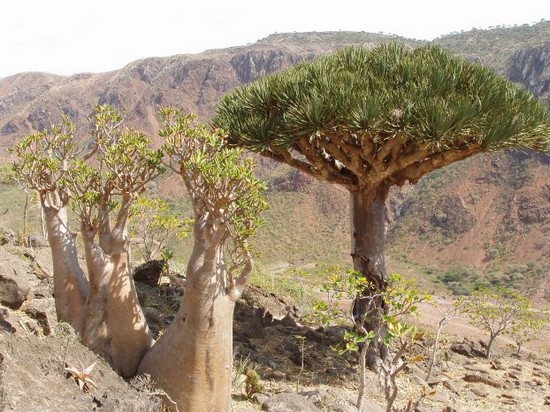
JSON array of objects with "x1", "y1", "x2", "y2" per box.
[
  {"x1": 43, "y1": 204, "x2": 88, "y2": 332},
  {"x1": 80, "y1": 229, "x2": 153, "y2": 378},
  {"x1": 139, "y1": 222, "x2": 237, "y2": 411},
  {"x1": 350, "y1": 184, "x2": 391, "y2": 369}
]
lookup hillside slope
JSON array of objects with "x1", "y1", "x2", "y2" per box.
[{"x1": 0, "y1": 22, "x2": 549, "y2": 299}]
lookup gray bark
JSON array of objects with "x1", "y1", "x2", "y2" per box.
[{"x1": 350, "y1": 184, "x2": 390, "y2": 370}]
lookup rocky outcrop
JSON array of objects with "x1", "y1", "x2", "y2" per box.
[
  {"x1": 0, "y1": 333, "x2": 160, "y2": 411},
  {"x1": 429, "y1": 195, "x2": 477, "y2": 236},
  {"x1": 515, "y1": 185, "x2": 550, "y2": 224},
  {"x1": 508, "y1": 45, "x2": 550, "y2": 104},
  {"x1": 261, "y1": 392, "x2": 321, "y2": 411},
  {"x1": 0, "y1": 249, "x2": 32, "y2": 309},
  {"x1": 230, "y1": 49, "x2": 309, "y2": 83},
  {"x1": 0, "y1": 242, "x2": 160, "y2": 411}
]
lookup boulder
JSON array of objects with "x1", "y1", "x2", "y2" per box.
[
  {"x1": 0, "y1": 252, "x2": 31, "y2": 309},
  {"x1": 0, "y1": 334, "x2": 159, "y2": 411},
  {"x1": 262, "y1": 392, "x2": 321, "y2": 411},
  {"x1": 20, "y1": 297, "x2": 57, "y2": 336},
  {"x1": 450, "y1": 342, "x2": 473, "y2": 357},
  {"x1": 0, "y1": 305, "x2": 18, "y2": 333},
  {"x1": 463, "y1": 373, "x2": 502, "y2": 388}
]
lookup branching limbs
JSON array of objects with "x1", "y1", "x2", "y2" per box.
[
  {"x1": 65, "y1": 105, "x2": 164, "y2": 246},
  {"x1": 10, "y1": 116, "x2": 79, "y2": 209},
  {"x1": 160, "y1": 107, "x2": 267, "y2": 301}
]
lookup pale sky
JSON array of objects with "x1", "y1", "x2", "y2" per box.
[{"x1": 1, "y1": 0, "x2": 548, "y2": 79}]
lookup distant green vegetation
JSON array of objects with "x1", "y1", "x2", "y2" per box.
[
  {"x1": 249, "y1": 265, "x2": 320, "y2": 312},
  {"x1": 417, "y1": 262, "x2": 549, "y2": 298},
  {"x1": 0, "y1": 181, "x2": 42, "y2": 242},
  {"x1": 434, "y1": 20, "x2": 550, "y2": 73},
  {"x1": 257, "y1": 31, "x2": 425, "y2": 49},
  {"x1": 251, "y1": 190, "x2": 349, "y2": 266}
]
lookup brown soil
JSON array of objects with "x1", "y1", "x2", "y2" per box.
[
  {"x1": 229, "y1": 290, "x2": 550, "y2": 411},
  {"x1": 1, "y1": 251, "x2": 549, "y2": 411}
]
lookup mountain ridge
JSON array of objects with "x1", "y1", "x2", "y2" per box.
[{"x1": 0, "y1": 22, "x2": 549, "y2": 299}]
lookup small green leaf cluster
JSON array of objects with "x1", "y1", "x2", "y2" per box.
[
  {"x1": 384, "y1": 273, "x2": 432, "y2": 318},
  {"x1": 128, "y1": 196, "x2": 192, "y2": 262},
  {"x1": 457, "y1": 286, "x2": 548, "y2": 357},
  {"x1": 311, "y1": 270, "x2": 430, "y2": 411},
  {"x1": 9, "y1": 116, "x2": 78, "y2": 205},
  {"x1": 510, "y1": 306, "x2": 549, "y2": 354},
  {"x1": 311, "y1": 271, "x2": 429, "y2": 354},
  {"x1": 160, "y1": 107, "x2": 268, "y2": 267},
  {"x1": 60, "y1": 105, "x2": 165, "y2": 230},
  {"x1": 308, "y1": 266, "x2": 367, "y2": 327},
  {"x1": 339, "y1": 329, "x2": 375, "y2": 355}
]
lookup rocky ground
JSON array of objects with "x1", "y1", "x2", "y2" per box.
[{"x1": 1, "y1": 240, "x2": 550, "y2": 411}]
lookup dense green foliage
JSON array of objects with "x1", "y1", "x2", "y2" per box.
[
  {"x1": 65, "y1": 106, "x2": 164, "y2": 229},
  {"x1": 160, "y1": 107, "x2": 268, "y2": 269},
  {"x1": 214, "y1": 44, "x2": 550, "y2": 184},
  {"x1": 9, "y1": 116, "x2": 78, "y2": 203}
]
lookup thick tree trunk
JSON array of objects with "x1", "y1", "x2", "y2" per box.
[
  {"x1": 43, "y1": 205, "x2": 88, "y2": 332},
  {"x1": 80, "y1": 231, "x2": 153, "y2": 378},
  {"x1": 139, "y1": 227, "x2": 236, "y2": 411},
  {"x1": 350, "y1": 184, "x2": 390, "y2": 370}
]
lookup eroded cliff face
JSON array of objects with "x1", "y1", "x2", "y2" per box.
[
  {"x1": 230, "y1": 49, "x2": 312, "y2": 83},
  {"x1": 508, "y1": 45, "x2": 550, "y2": 104},
  {"x1": 1, "y1": 29, "x2": 549, "y2": 297},
  {"x1": 0, "y1": 46, "x2": 314, "y2": 151},
  {"x1": 2, "y1": 29, "x2": 549, "y2": 149}
]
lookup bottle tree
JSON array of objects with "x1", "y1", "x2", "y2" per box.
[
  {"x1": 11, "y1": 105, "x2": 164, "y2": 377},
  {"x1": 138, "y1": 109, "x2": 267, "y2": 410},
  {"x1": 12, "y1": 106, "x2": 267, "y2": 410},
  {"x1": 213, "y1": 43, "x2": 550, "y2": 367},
  {"x1": 65, "y1": 106, "x2": 164, "y2": 377},
  {"x1": 10, "y1": 118, "x2": 89, "y2": 331}
]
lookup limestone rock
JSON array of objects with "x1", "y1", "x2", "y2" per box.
[
  {"x1": 0, "y1": 334, "x2": 159, "y2": 411},
  {"x1": 0, "y1": 252, "x2": 31, "y2": 309},
  {"x1": 450, "y1": 342, "x2": 473, "y2": 357},
  {"x1": 463, "y1": 373, "x2": 502, "y2": 388},
  {"x1": 262, "y1": 392, "x2": 320, "y2": 412},
  {"x1": 20, "y1": 297, "x2": 57, "y2": 336}
]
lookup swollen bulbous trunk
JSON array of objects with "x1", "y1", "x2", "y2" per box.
[
  {"x1": 138, "y1": 239, "x2": 236, "y2": 411},
  {"x1": 43, "y1": 206, "x2": 88, "y2": 332},
  {"x1": 81, "y1": 234, "x2": 153, "y2": 378},
  {"x1": 350, "y1": 185, "x2": 390, "y2": 370}
]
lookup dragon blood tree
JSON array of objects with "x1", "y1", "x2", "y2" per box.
[{"x1": 213, "y1": 43, "x2": 550, "y2": 367}]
